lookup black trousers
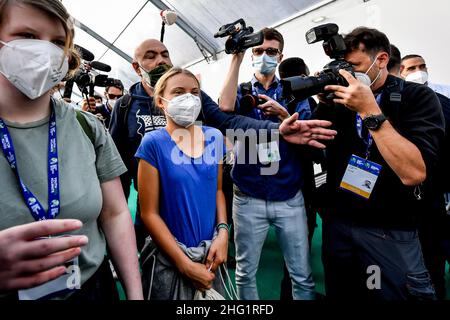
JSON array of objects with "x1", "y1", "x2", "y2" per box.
[{"x1": 321, "y1": 216, "x2": 436, "y2": 300}]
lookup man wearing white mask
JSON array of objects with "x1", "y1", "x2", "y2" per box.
[
  {"x1": 316, "y1": 27, "x2": 444, "y2": 300},
  {"x1": 400, "y1": 54, "x2": 450, "y2": 99},
  {"x1": 219, "y1": 28, "x2": 316, "y2": 300}
]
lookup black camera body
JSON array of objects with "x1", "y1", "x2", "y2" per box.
[
  {"x1": 281, "y1": 23, "x2": 354, "y2": 101},
  {"x1": 63, "y1": 50, "x2": 115, "y2": 100},
  {"x1": 239, "y1": 94, "x2": 268, "y2": 115},
  {"x1": 214, "y1": 19, "x2": 264, "y2": 54}
]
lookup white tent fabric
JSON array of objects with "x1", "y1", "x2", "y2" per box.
[{"x1": 62, "y1": 0, "x2": 330, "y2": 90}]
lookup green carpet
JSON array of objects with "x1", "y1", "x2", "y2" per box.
[{"x1": 122, "y1": 186, "x2": 450, "y2": 300}]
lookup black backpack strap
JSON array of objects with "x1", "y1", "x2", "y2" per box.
[
  {"x1": 75, "y1": 110, "x2": 95, "y2": 145},
  {"x1": 382, "y1": 77, "x2": 405, "y2": 121},
  {"x1": 119, "y1": 93, "x2": 133, "y2": 128}
]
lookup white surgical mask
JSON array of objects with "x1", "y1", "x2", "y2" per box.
[
  {"x1": 252, "y1": 54, "x2": 278, "y2": 75},
  {"x1": 107, "y1": 99, "x2": 117, "y2": 109},
  {"x1": 405, "y1": 70, "x2": 429, "y2": 85},
  {"x1": 355, "y1": 55, "x2": 381, "y2": 88},
  {"x1": 0, "y1": 39, "x2": 68, "y2": 100},
  {"x1": 161, "y1": 93, "x2": 201, "y2": 128}
]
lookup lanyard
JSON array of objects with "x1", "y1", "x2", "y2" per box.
[
  {"x1": 356, "y1": 93, "x2": 382, "y2": 159},
  {"x1": 0, "y1": 105, "x2": 60, "y2": 221}
]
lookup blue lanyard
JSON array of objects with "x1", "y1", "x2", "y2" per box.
[
  {"x1": 0, "y1": 105, "x2": 60, "y2": 221},
  {"x1": 356, "y1": 94, "x2": 382, "y2": 159}
]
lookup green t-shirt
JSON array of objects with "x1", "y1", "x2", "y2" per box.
[{"x1": 0, "y1": 99, "x2": 127, "y2": 299}]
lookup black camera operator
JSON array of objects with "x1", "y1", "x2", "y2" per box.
[{"x1": 302, "y1": 25, "x2": 445, "y2": 300}]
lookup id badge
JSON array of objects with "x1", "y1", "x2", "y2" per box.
[
  {"x1": 18, "y1": 254, "x2": 80, "y2": 300},
  {"x1": 257, "y1": 141, "x2": 281, "y2": 164},
  {"x1": 340, "y1": 155, "x2": 382, "y2": 200}
]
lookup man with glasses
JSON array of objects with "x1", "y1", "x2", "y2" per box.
[
  {"x1": 81, "y1": 79, "x2": 124, "y2": 129},
  {"x1": 219, "y1": 28, "x2": 316, "y2": 300},
  {"x1": 101, "y1": 80, "x2": 124, "y2": 128}
]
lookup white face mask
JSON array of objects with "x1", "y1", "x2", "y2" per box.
[
  {"x1": 107, "y1": 99, "x2": 117, "y2": 109},
  {"x1": 0, "y1": 39, "x2": 69, "y2": 100},
  {"x1": 161, "y1": 93, "x2": 201, "y2": 128},
  {"x1": 355, "y1": 55, "x2": 381, "y2": 88},
  {"x1": 405, "y1": 70, "x2": 429, "y2": 85}
]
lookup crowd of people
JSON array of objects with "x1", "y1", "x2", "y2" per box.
[{"x1": 0, "y1": 0, "x2": 449, "y2": 301}]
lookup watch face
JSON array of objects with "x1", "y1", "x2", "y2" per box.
[{"x1": 364, "y1": 117, "x2": 379, "y2": 130}]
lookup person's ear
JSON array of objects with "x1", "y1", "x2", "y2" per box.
[
  {"x1": 378, "y1": 52, "x2": 389, "y2": 69},
  {"x1": 132, "y1": 62, "x2": 141, "y2": 76},
  {"x1": 155, "y1": 97, "x2": 164, "y2": 109},
  {"x1": 399, "y1": 65, "x2": 406, "y2": 77},
  {"x1": 278, "y1": 53, "x2": 283, "y2": 63}
]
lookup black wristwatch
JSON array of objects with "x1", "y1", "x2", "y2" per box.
[{"x1": 363, "y1": 113, "x2": 387, "y2": 131}]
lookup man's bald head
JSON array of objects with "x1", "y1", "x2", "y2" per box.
[{"x1": 132, "y1": 39, "x2": 172, "y2": 76}]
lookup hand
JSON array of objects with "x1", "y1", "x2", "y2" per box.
[
  {"x1": 257, "y1": 94, "x2": 290, "y2": 121},
  {"x1": 0, "y1": 220, "x2": 88, "y2": 291},
  {"x1": 205, "y1": 230, "x2": 228, "y2": 273},
  {"x1": 181, "y1": 261, "x2": 215, "y2": 291},
  {"x1": 325, "y1": 69, "x2": 382, "y2": 117},
  {"x1": 279, "y1": 113, "x2": 337, "y2": 148},
  {"x1": 81, "y1": 97, "x2": 96, "y2": 112}
]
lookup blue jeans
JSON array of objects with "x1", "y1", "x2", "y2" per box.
[{"x1": 233, "y1": 187, "x2": 315, "y2": 300}]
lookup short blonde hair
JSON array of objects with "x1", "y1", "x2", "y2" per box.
[
  {"x1": 153, "y1": 67, "x2": 200, "y2": 107},
  {"x1": 0, "y1": 0, "x2": 81, "y2": 77}
]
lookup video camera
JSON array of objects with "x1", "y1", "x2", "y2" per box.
[
  {"x1": 281, "y1": 23, "x2": 354, "y2": 101},
  {"x1": 214, "y1": 19, "x2": 264, "y2": 54},
  {"x1": 63, "y1": 45, "x2": 117, "y2": 100}
]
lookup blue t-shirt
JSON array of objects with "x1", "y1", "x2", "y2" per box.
[{"x1": 135, "y1": 126, "x2": 225, "y2": 248}]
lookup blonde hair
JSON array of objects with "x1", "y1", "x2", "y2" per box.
[
  {"x1": 153, "y1": 67, "x2": 200, "y2": 107},
  {"x1": 0, "y1": 0, "x2": 81, "y2": 77}
]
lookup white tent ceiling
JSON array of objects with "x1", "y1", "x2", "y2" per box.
[{"x1": 61, "y1": 0, "x2": 332, "y2": 90}]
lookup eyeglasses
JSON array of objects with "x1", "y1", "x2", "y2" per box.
[
  {"x1": 106, "y1": 93, "x2": 123, "y2": 100},
  {"x1": 252, "y1": 47, "x2": 281, "y2": 57}
]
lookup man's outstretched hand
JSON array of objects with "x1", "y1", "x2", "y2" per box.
[{"x1": 279, "y1": 113, "x2": 337, "y2": 149}]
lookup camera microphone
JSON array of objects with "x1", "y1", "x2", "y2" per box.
[
  {"x1": 90, "y1": 61, "x2": 112, "y2": 72},
  {"x1": 161, "y1": 10, "x2": 177, "y2": 26},
  {"x1": 75, "y1": 44, "x2": 94, "y2": 62},
  {"x1": 160, "y1": 10, "x2": 177, "y2": 43}
]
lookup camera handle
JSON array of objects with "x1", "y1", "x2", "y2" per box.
[{"x1": 214, "y1": 18, "x2": 246, "y2": 38}]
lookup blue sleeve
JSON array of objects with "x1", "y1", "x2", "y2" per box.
[
  {"x1": 200, "y1": 91, "x2": 279, "y2": 133},
  {"x1": 135, "y1": 133, "x2": 158, "y2": 169},
  {"x1": 294, "y1": 99, "x2": 312, "y2": 120},
  {"x1": 234, "y1": 85, "x2": 243, "y2": 114}
]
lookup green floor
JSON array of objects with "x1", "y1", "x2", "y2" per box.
[{"x1": 123, "y1": 187, "x2": 450, "y2": 300}]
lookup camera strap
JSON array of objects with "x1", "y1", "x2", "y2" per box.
[{"x1": 0, "y1": 102, "x2": 60, "y2": 221}]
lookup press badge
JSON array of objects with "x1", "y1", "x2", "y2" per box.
[
  {"x1": 340, "y1": 155, "x2": 382, "y2": 200},
  {"x1": 18, "y1": 256, "x2": 80, "y2": 300},
  {"x1": 257, "y1": 141, "x2": 281, "y2": 164}
]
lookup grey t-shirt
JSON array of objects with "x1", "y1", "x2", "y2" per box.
[{"x1": 0, "y1": 99, "x2": 127, "y2": 299}]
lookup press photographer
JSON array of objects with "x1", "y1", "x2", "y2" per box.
[
  {"x1": 311, "y1": 26, "x2": 445, "y2": 300},
  {"x1": 218, "y1": 25, "x2": 316, "y2": 300}
]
